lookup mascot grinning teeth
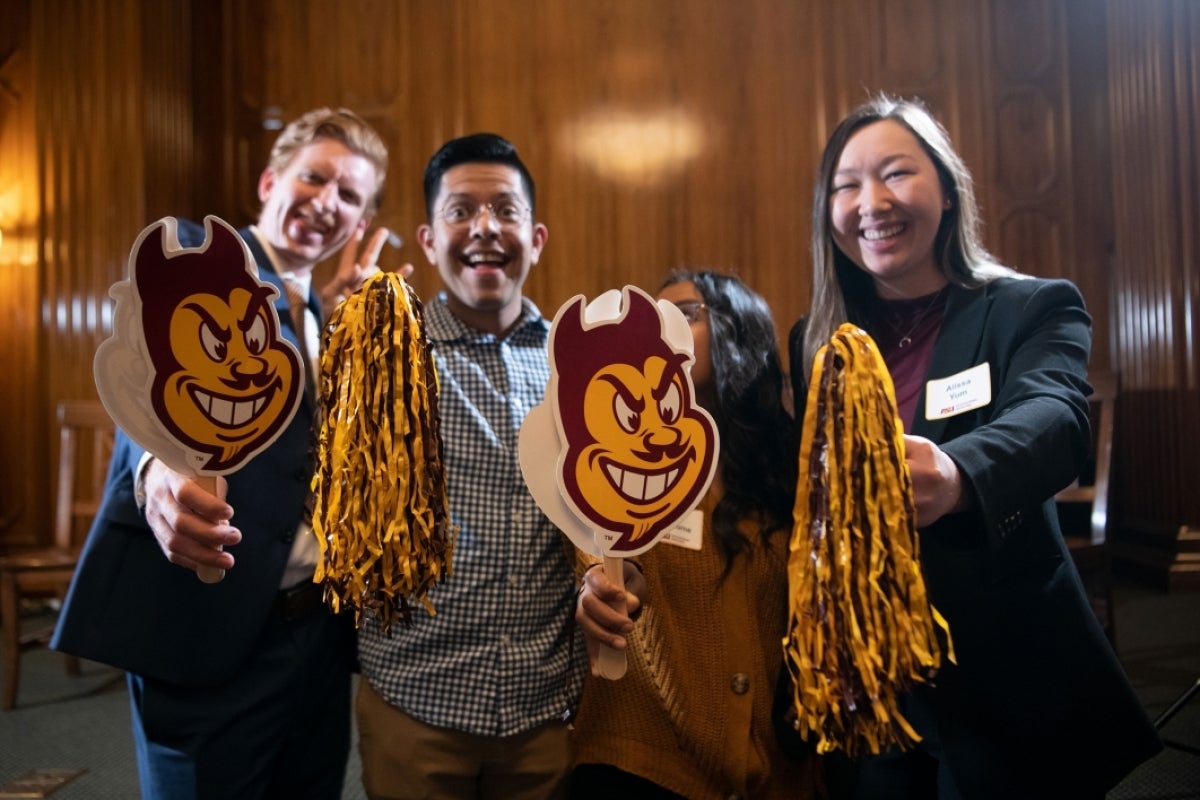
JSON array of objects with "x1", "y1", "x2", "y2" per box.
[{"x1": 552, "y1": 287, "x2": 716, "y2": 552}]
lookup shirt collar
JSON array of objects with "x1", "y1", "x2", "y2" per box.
[
  {"x1": 426, "y1": 292, "x2": 549, "y2": 344},
  {"x1": 248, "y1": 225, "x2": 311, "y2": 292}
]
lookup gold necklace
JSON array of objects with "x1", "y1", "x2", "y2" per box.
[{"x1": 887, "y1": 288, "x2": 946, "y2": 349}]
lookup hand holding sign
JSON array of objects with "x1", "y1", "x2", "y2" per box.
[
  {"x1": 94, "y1": 216, "x2": 304, "y2": 583},
  {"x1": 519, "y1": 286, "x2": 718, "y2": 678}
]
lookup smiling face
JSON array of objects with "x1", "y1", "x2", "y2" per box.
[
  {"x1": 256, "y1": 138, "x2": 378, "y2": 274},
  {"x1": 417, "y1": 162, "x2": 548, "y2": 336},
  {"x1": 829, "y1": 119, "x2": 950, "y2": 299}
]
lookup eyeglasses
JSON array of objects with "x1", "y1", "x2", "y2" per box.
[
  {"x1": 672, "y1": 300, "x2": 708, "y2": 323},
  {"x1": 436, "y1": 198, "x2": 530, "y2": 228}
]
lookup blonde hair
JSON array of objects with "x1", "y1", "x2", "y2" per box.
[{"x1": 268, "y1": 107, "x2": 389, "y2": 213}]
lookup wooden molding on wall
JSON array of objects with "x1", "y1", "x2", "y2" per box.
[{"x1": 1106, "y1": 0, "x2": 1200, "y2": 582}]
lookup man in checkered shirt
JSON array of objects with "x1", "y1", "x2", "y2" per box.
[{"x1": 355, "y1": 133, "x2": 585, "y2": 800}]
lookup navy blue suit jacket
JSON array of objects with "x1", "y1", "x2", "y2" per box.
[
  {"x1": 788, "y1": 277, "x2": 1161, "y2": 798},
  {"x1": 53, "y1": 221, "x2": 327, "y2": 687}
]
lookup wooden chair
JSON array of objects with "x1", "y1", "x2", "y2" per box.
[
  {"x1": 1055, "y1": 371, "x2": 1118, "y2": 645},
  {"x1": 0, "y1": 400, "x2": 114, "y2": 710}
]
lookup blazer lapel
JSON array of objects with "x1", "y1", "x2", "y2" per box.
[{"x1": 910, "y1": 285, "x2": 993, "y2": 443}]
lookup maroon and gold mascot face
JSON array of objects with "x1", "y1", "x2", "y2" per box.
[
  {"x1": 552, "y1": 288, "x2": 716, "y2": 552},
  {"x1": 133, "y1": 219, "x2": 302, "y2": 472}
]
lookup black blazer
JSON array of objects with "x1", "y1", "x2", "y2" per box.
[
  {"x1": 52, "y1": 221, "x2": 330, "y2": 687},
  {"x1": 787, "y1": 276, "x2": 1161, "y2": 799}
]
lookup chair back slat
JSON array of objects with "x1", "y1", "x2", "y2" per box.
[{"x1": 53, "y1": 401, "x2": 115, "y2": 551}]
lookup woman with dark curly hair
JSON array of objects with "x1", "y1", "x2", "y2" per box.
[{"x1": 571, "y1": 269, "x2": 825, "y2": 799}]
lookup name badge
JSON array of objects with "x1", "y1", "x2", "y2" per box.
[
  {"x1": 660, "y1": 508, "x2": 704, "y2": 550},
  {"x1": 925, "y1": 362, "x2": 992, "y2": 421}
]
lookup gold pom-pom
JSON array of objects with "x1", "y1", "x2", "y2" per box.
[
  {"x1": 782, "y1": 324, "x2": 953, "y2": 756},
  {"x1": 311, "y1": 272, "x2": 456, "y2": 633}
]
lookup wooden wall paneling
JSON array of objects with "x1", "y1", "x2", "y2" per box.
[
  {"x1": 532, "y1": 1, "x2": 690, "y2": 313},
  {"x1": 725, "y1": 0, "x2": 823, "y2": 351},
  {"x1": 376, "y1": 1, "x2": 456, "y2": 302},
  {"x1": 525, "y1": 0, "x2": 824, "y2": 353},
  {"x1": 1106, "y1": 0, "x2": 1200, "y2": 584},
  {"x1": 327, "y1": 0, "x2": 402, "y2": 114},
  {"x1": 1109, "y1": 3, "x2": 1183, "y2": 391},
  {"x1": 6, "y1": 0, "x2": 152, "y2": 550},
  {"x1": 489, "y1": 0, "x2": 619, "y2": 314},
  {"x1": 373, "y1": 0, "x2": 489, "y2": 296},
  {"x1": 360, "y1": 4, "x2": 418, "y2": 295},
  {"x1": 221, "y1": 0, "x2": 974, "y2": 373},
  {"x1": 1172, "y1": 0, "x2": 1200, "y2": 587},
  {"x1": 0, "y1": 0, "x2": 43, "y2": 548},
  {"x1": 142, "y1": 1, "x2": 197, "y2": 223},
  {"x1": 189, "y1": 0, "x2": 235, "y2": 221},
  {"x1": 818, "y1": 1, "x2": 884, "y2": 121},
  {"x1": 815, "y1": 0, "x2": 968, "y2": 199},
  {"x1": 224, "y1": 1, "x2": 423, "y2": 298},
  {"x1": 6, "y1": 0, "x2": 195, "y2": 552},
  {"x1": 371, "y1": 1, "x2": 764, "y2": 334},
  {"x1": 1064, "y1": 0, "x2": 1115, "y2": 372},
  {"x1": 232, "y1": 0, "x2": 297, "y2": 227},
  {"x1": 857, "y1": 0, "x2": 960, "y2": 123},
  {"x1": 1174, "y1": 0, "x2": 1200, "y2": 393},
  {"x1": 985, "y1": 0, "x2": 1073, "y2": 285},
  {"x1": 10, "y1": 0, "x2": 1194, "y2": 570}
]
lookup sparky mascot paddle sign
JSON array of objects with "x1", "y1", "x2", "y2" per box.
[
  {"x1": 518, "y1": 285, "x2": 717, "y2": 677},
  {"x1": 95, "y1": 215, "x2": 304, "y2": 585},
  {"x1": 95, "y1": 215, "x2": 303, "y2": 477},
  {"x1": 551, "y1": 287, "x2": 716, "y2": 554},
  {"x1": 137, "y1": 220, "x2": 301, "y2": 472}
]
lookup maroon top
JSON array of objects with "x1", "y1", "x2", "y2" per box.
[{"x1": 875, "y1": 288, "x2": 949, "y2": 431}]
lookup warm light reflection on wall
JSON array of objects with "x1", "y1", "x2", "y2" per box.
[
  {"x1": 0, "y1": 226, "x2": 38, "y2": 267},
  {"x1": 0, "y1": 199, "x2": 8, "y2": 256},
  {"x1": 559, "y1": 106, "x2": 707, "y2": 187},
  {"x1": 0, "y1": 186, "x2": 37, "y2": 267}
]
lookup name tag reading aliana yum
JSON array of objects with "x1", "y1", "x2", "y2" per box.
[{"x1": 925, "y1": 362, "x2": 992, "y2": 421}]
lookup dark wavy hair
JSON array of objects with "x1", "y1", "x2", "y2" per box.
[{"x1": 660, "y1": 269, "x2": 798, "y2": 568}]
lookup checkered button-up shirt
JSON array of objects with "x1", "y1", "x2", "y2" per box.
[{"x1": 357, "y1": 293, "x2": 584, "y2": 736}]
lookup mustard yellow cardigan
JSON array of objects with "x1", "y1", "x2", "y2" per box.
[{"x1": 571, "y1": 493, "x2": 825, "y2": 799}]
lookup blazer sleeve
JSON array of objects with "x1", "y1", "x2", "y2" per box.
[{"x1": 937, "y1": 278, "x2": 1092, "y2": 549}]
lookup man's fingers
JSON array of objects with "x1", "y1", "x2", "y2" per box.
[
  {"x1": 175, "y1": 478, "x2": 234, "y2": 523},
  {"x1": 360, "y1": 226, "x2": 390, "y2": 269},
  {"x1": 338, "y1": 227, "x2": 366, "y2": 273}
]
